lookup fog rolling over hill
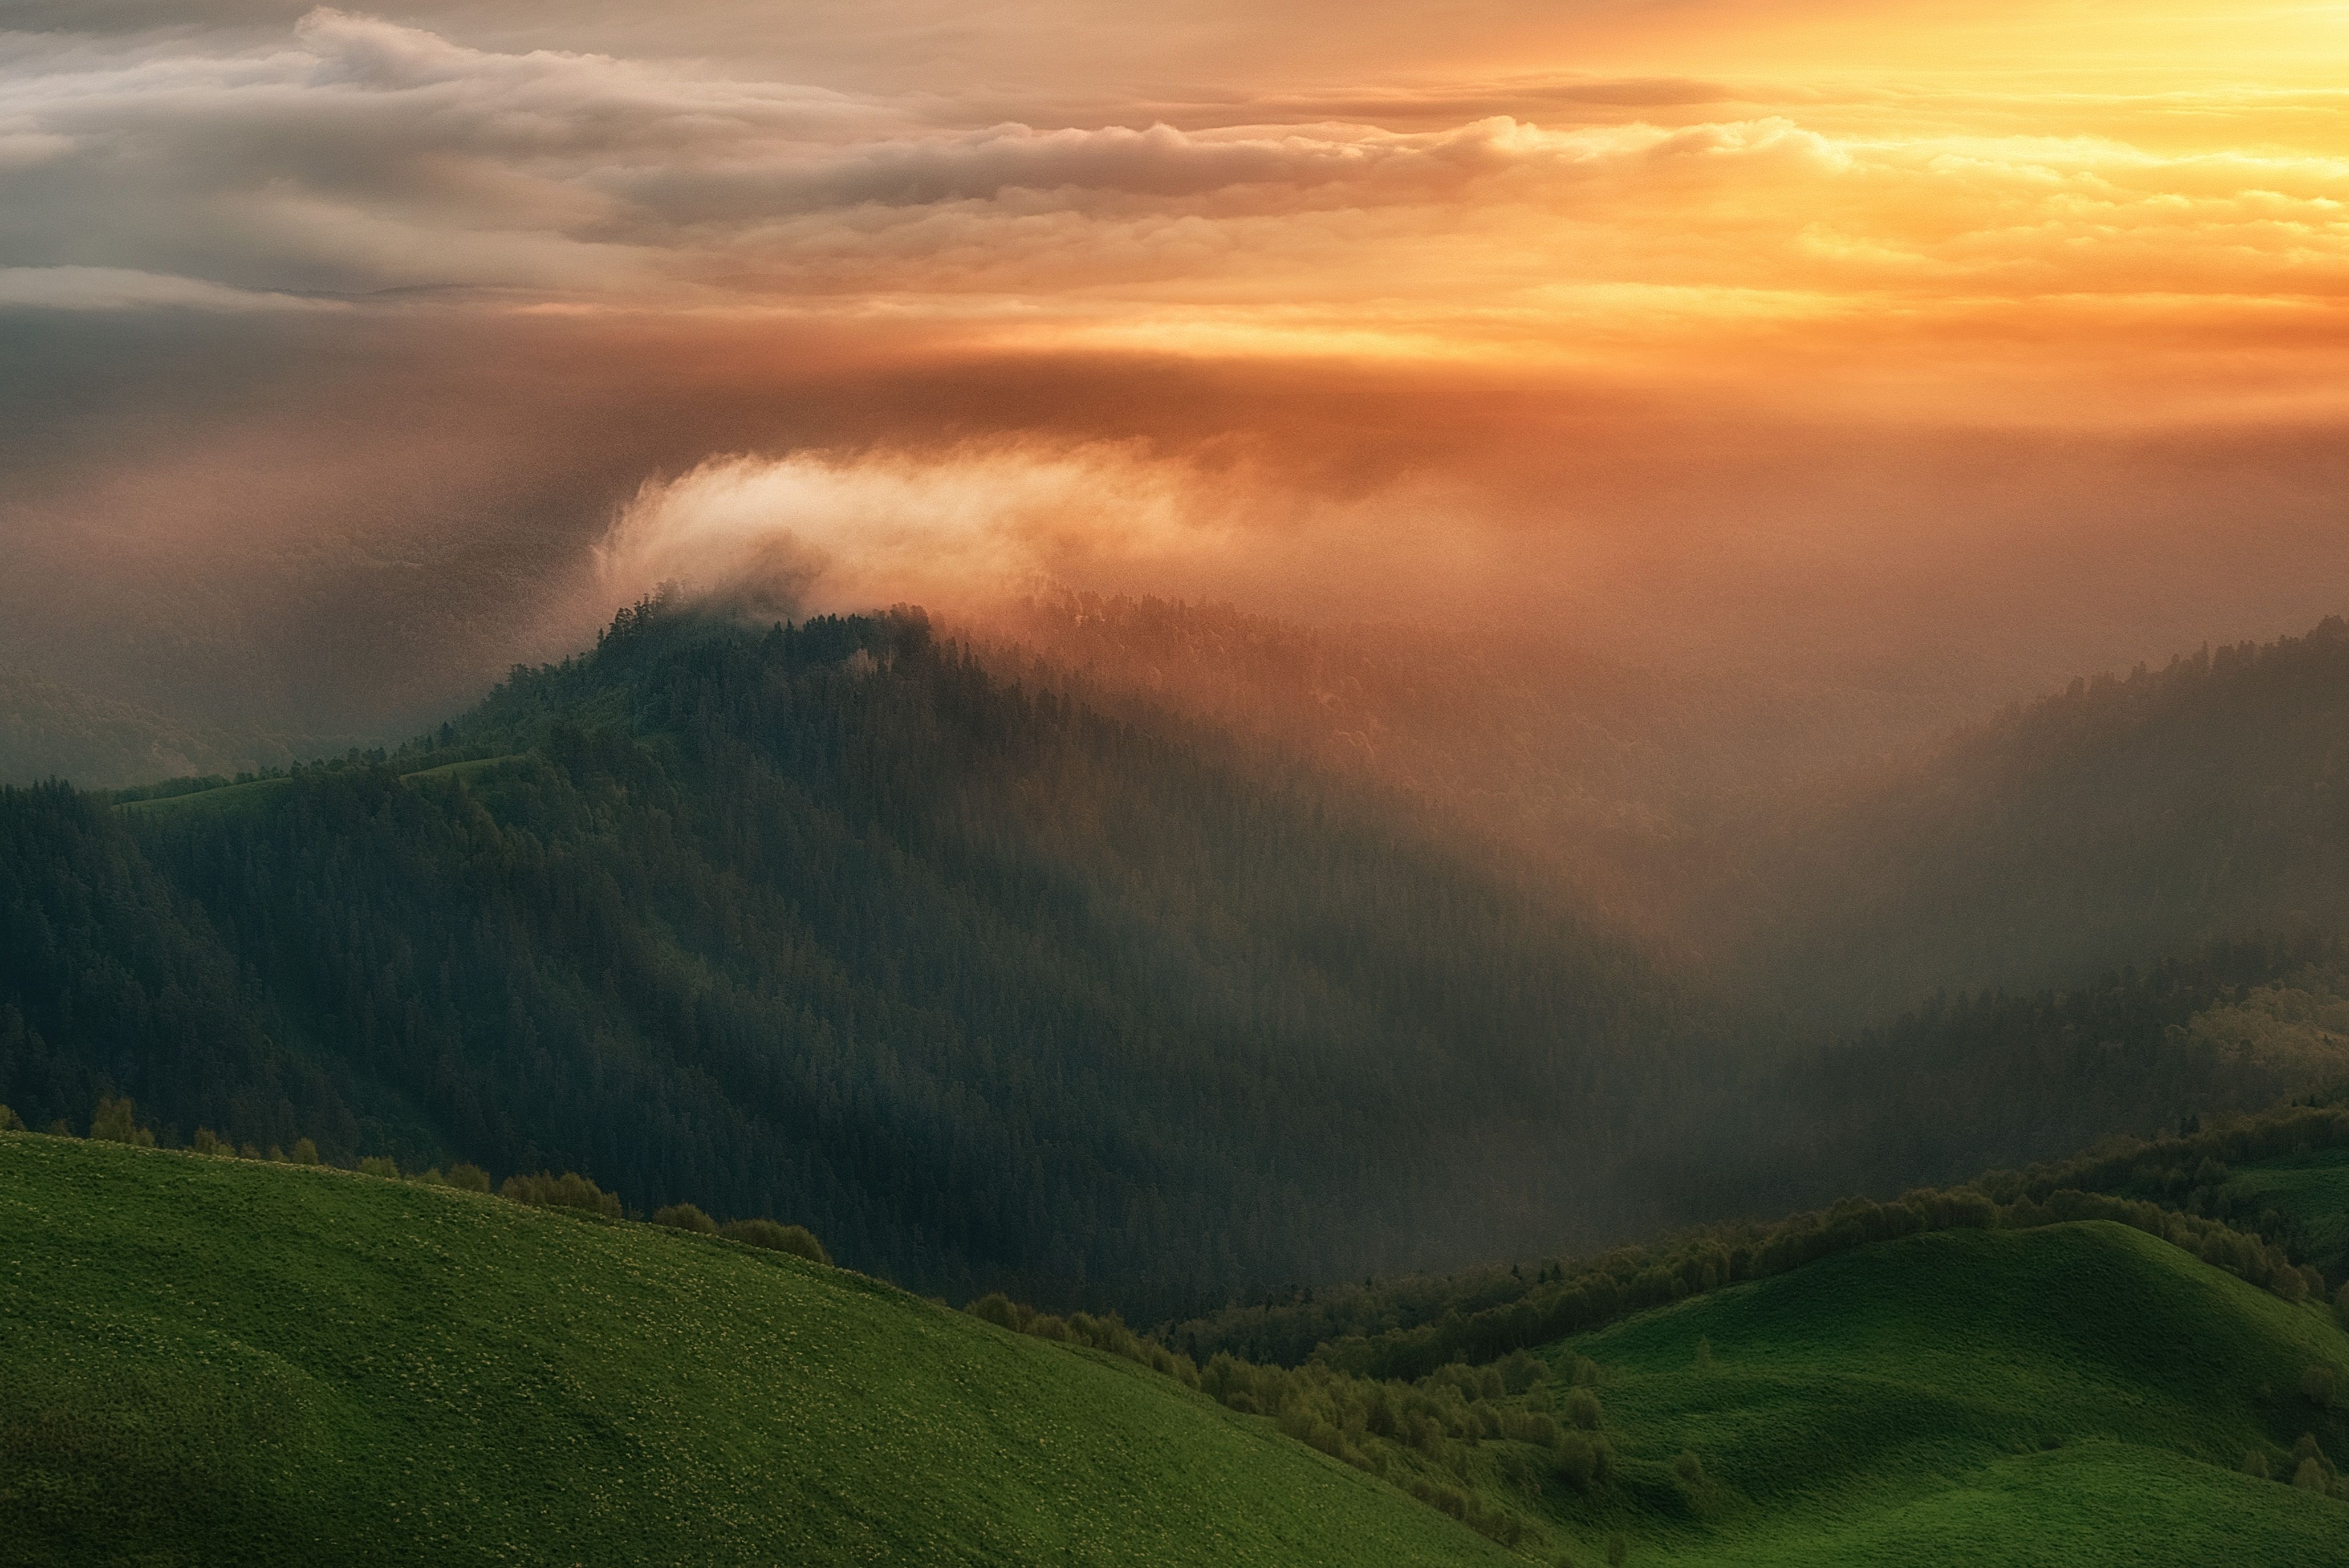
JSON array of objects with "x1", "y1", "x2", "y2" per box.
[{"x1": 993, "y1": 596, "x2": 2349, "y2": 1028}]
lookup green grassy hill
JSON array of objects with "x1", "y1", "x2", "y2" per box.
[
  {"x1": 1551, "y1": 1222, "x2": 2349, "y2": 1566},
  {"x1": 0, "y1": 1132, "x2": 1513, "y2": 1568}
]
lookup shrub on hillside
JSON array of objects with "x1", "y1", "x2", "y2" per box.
[
  {"x1": 90, "y1": 1096, "x2": 155, "y2": 1147},
  {"x1": 1673, "y1": 1450, "x2": 1705, "y2": 1486},
  {"x1": 291, "y1": 1138, "x2": 319, "y2": 1165},
  {"x1": 721, "y1": 1218, "x2": 828, "y2": 1263},
  {"x1": 2295, "y1": 1458, "x2": 2328, "y2": 1492},
  {"x1": 654, "y1": 1203, "x2": 718, "y2": 1234},
  {"x1": 358, "y1": 1156, "x2": 399, "y2": 1179},
  {"x1": 190, "y1": 1127, "x2": 224, "y2": 1155},
  {"x1": 501, "y1": 1171, "x2": 622, "y2": 1218},
  {"x1": 0, "y1": 1105, "x2": 22, "y2": 1132},
  {"x1": 1565, "y1": 1388, "x2": 1603, "y2": 1431},
  {"x1": 966, "y1": 1291, "x2": 1025, "y2": 1330},
  {"x1": 1554, "y1": 1432, "x2": 1604, "y2": 1492},
  {"x1": 1497, "y1": 1348, "x2": 1546, "y2": 1394},
  {"x1": 446, "y1": 1163, "x2": 491, "y2": 1192},
  {"x1": 2244, "y1": 1449, "x2": 2270, "y2": 1480}
]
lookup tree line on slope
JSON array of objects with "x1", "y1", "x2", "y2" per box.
[
  {"x1": 1648, "y1": 935, "x2": 2349, "y2": 1226},
  {"x1": 6, "y1": 1094, "x2": 832, "y2": 1265},
  {"x1": 1170, "y1": 1094, "x2": 2349, "y2": 1379}
]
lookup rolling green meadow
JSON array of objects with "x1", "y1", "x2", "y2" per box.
[
  {"x1": 0, "y1": 1133, "x2": 1513, "y2": 1568},
  {"x1": 1545, "y1": 1222, "x2": 2349, "y2": 1566}
]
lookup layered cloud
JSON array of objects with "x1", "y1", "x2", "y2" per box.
[{"x1": 3, "y1": 5, "x2": 2346, "y2": 409}]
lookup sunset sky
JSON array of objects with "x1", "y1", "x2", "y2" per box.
[
  {"x1": 7, "y1": 1, "x2": 2349, "y2": 773},
  {"x1": 11, "y1": 1, "x2": 2349, "y2": 404}
]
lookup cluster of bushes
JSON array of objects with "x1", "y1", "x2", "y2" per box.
[
  {"x1": 501, "y1": 1169, "x2": 623, "y2": 1218},
  {"x1": 964, "y1": 1293, "x2": 1198, "y2": 1384},
  {"x1": 964, "y1": 1273, "x2": 1617, "y2": 1553},
  {"x1": 1191, "y1": 1344, "x2": 1608, "y2": 1549},
  {"x1": 653, "y1": 1202, "x2": 831, "y2": 1264},
  {"x1": 2245, "y1": 1432, "x2": 2349, "y2": 1500}
]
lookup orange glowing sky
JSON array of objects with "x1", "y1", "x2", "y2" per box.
[{"x1": 5, "y1": 1, "x2": 2347, "y2": 419}]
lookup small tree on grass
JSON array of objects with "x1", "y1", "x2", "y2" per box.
[
  {"x1": 966, "y1": 1293, "x2": 1026, "y2": 1331},
  {"x1": 2244, "y1": 1449, "x2": 2270, "y2": 1480},
  {"x1": 1554, "y1": 1433, "x2": 1602, "y2": 1492},
  {"x1": 291, "y1": 1137, "x2": 320, "y2": 1166},
  {"x1": 191, "y1": 1127, "x2": 224, "y2": 1155},
  {"x1": 0, "y1": 1105, "x2": 23, "y2": 1132},
  {"x1": 358, "y1": 1156, "x2": 399, "y2": 1178},
  {"x1": 501, "y1": 1171, "x2": 622, "y2": 1217},
  {"x1": 720, "y1": 1218, "x2": 830, "y2": 1264},
  {"x1": 2295, "y1": 1459, "x2": 2328, "y2": 1492},
  {"x1": 653, "y1": 1202, "x2": 717, "y2": 1234},
  {"x1": 90, "y1": 1096, "x2": 155, "y2": 1147},
  {"x1": 446, "y1": 1163, "x2": 491, "y2": 1192}
]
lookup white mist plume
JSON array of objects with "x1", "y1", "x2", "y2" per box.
[{"x1": 596, "y1": 441, "x2": 1275, "y2": 618}]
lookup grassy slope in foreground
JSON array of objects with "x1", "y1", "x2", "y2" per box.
[
  {"x1": 1557, "y1": 1221, "x2": 2349, "y2": 1567},
  {"x1": 0, "y1": 1134, "x2": 1511, "y2": 1568}
]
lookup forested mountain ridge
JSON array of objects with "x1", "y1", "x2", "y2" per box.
[
  {"x1": 1746, "y1": 615, "x2": 2349, "y2": 1022},
  {"x1": 0, "y1": 601, "x2": 1709, "y2": 1315}
]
